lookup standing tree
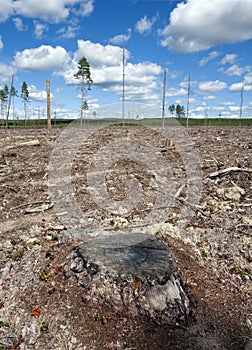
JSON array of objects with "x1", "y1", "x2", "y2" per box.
[
  {"x1": 176, "y1": 104, "x2": 185, "y2": 119},
  {"x1": 10, "y1": 85, "x2": 18, "y2": 123},
  {"x1": 74, "y1": 56, "x2": 93, "y2": 126},
  {"x1": 21, "y1": 82, "x2": 30, "y2": 127},
  {"x1": 0, "y1": 85, "x2": 9, "y2": 125},
  {"x1": 168, "y1": 104, "x2": 175, "y2": 117}
]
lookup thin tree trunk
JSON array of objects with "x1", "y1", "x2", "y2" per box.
[
  {"x1": 81, "y1": 75, "x2": 85, "y2": 127},
  {"x1": 24, "y1": 100, "x2": 27, "y2": 128}
]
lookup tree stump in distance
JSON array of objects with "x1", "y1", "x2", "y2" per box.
[{"x1": 71, "y1": 233, "x2": 191, "y2": 326}]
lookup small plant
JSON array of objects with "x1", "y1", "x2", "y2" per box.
[
  {"x1": 40, "y1": 323, "x2": 48, "y2": 332},
  {"x1": 45, "y1": 251, "x2": 54, "y2": 260},
  {"x1": 240, "y1": 271, "x2": 247, "y2": 282},
  {"x1": 0, "y1": 321, "x2": 9, "y2": 328},
  {"x1": 13, "y1": 248, "x2": 24, "y2": 261},
  {"x1": 95, "y1": 312, "x2": 111, "y2": 325},
  {"x1": 39, "y1": 268, "x2": 53, "y2": 281},
  {"x1": 230, "y1": 266, "x2": 239, "y2": 273},
  {"x1": 201, "y1": 250, "x2": 208, "y2": 259},
  {"x1": 51, "y1": 233, "x2": 59, "y2": 241}
]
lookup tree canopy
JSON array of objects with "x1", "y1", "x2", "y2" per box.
[{"x1": 168, "y1": 104, "x2": 185, "y2": 118}]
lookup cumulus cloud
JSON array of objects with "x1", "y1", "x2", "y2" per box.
[
  {"x1": 14, "y1": 45, "x2": 70, "y2": 71},
  {"x1": 0, "y1": 0, "x2": 95, "y2": 23},
  {"x1": 0, "y1": 64, "x2": 16, "y2": 84},
  {"x1": 75, "y1": 40, "x2": 128, "y2": 68},
  {"x1": 60, "y1": 40, "x2": 162, "y2": 104},
  {"x1": 229, "y1": 76, "x2": 252, "y2": 92},
  {"x1": 199, "y1": 80, "x2": 227, "y2": 93},
  {"x1": 0, "y1": 0, "x2": 13, "y2": 22},
  {"x1": 29, "y1": 84, "x2": 53, "y2": 102},
  {"x1": 135, "y1": 15, "x2": 157, "y2": 34},
  {"x1": 160, "y1": 0, "x2": 252, "y2": 52}
]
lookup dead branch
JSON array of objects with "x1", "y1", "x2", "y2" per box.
[
  {"x1": 11, "y1": 200, "x2": 52, "y2": 211},
  {"x1": 207, "y1": 167, "x2": 252, "y2": 179},
  {"x1": 5, "y1": 139, "x2": 40, "y2": 149}
]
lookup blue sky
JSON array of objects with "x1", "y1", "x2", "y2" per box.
[{"x1": 1, "y1": 0, "x2": 252, "y2": 120}]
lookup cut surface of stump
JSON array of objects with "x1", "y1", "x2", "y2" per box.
[{"x1": 71, "y1": 233, "x2": 191, "y2": 326}]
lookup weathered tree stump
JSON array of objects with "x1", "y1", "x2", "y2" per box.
[{"x1": 71, "y1": 233, "x2": 191, "y2": 326}]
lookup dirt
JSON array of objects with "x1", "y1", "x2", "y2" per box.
[{"x1": 0, "y1": 125, "x2": 251, "y2": 350}]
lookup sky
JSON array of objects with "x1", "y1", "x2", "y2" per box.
[{"x1": 1, "y1": 0, "x2": 252, "y2": 120}]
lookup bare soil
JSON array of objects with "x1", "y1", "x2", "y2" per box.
[{"x1": 0, "y1": 126, "x2": 251, "y2": 350}]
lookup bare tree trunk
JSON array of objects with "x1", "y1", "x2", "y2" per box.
[
  {"x1": 24, "y1": 100, "x2": 27, "y2": 128},
  {"x1": 81, "y1": 75, "x2": 85, "y2": 127}
]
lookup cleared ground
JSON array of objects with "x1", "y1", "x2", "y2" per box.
[{"x1": 0, "y1": 126, "x2": 251, "y2": 349}]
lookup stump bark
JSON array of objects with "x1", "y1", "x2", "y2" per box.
[{"x1": 71, "y1": 233, "x2": 191, "y2": 326}]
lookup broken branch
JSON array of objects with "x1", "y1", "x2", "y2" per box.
[{"x1": 207, "y1": 167, "x2": 252, "y2": 179}]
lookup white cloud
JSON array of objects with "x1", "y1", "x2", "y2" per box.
[
  {"x1": 219, "y1": 54, "x2": 238, "y2": 65},
  {"x1": 13, "y1": 17, "x2": 28, "y2": 31},
  {"x1": 34, "y1": 21, "x2": 48, "y2": 39},
  {"x1": 109, "y1": 29, "x2": 132, "y2": 45},
  {"x1": 160, "y1": 0, "x2": 252, "y2": 52},
  {"x1": 1, "y1": 0, "x2": 94, "y2": 23},
  {"x1": 199, "y1": 51, "x2": 220, "y2": 67},
  {"x1": 229, "y1": 105, "x2": 240, "y2": 112},
  {"x1": 13, "y1": 0, "x2": 70, "y2": 22},
  {"x1": 0, "y1": 64, "x2": 16, "y2": 84},
  {"x1": 60, "y1": 40, "x2": 162, "y2": 104},
  {"x1": 220, "y1": 64, "x2": 250, "y2": 77},
  {"x1": 29, "y1": 84, "x2": 53, "y2": 102},
  {"x1": 135, "y1": 15, "x2": 157, "y2": 34},
  {"x1": 199, "y1": 80, "x2": 227, "y2": 93},
  {"x1": 203, "y1": 95, "x2": 216, "y2": 101},
  {"x1": 167, "y1": 87, "x2": 187, "y2": 97},
  {"x1": 229, "y1": 82, "x2": 243, "y2": 92},
  {"x1": 0, "y1": 0, "x2": 13, "y2": 22},
  {"x1": 229, "y1": 79, "x2": 252, "y2": 92},
  {"x1": 79, "y1": 0, "x2": 94, "y2": 16},
  {"x1": 57, "y1": 23, "x2": 79, "y2": 39},
  {"x1": 14, "y1": 45, "x2": 70, "y2": 72},
  {"x1": 75, "y1": 40, "x2": 128, "y2": 68},
  {"x1": 0, "y1": 36, "x2": 3, "y2": 50}
]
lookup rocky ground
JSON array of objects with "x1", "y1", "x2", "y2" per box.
[{"x1": 0, "y1": 125, "x2": 251, "y2": 350}]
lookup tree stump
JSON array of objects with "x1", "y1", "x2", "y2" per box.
[{"x1": 71, "y1": 233, "x2": 191, "y2": 326}]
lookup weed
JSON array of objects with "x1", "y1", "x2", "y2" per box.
[
  {"x1": 240, "y1": 271, "x2": 247, "y2": 282},
  {"x1": 40, "y1": 323, "x2": 48, "y2": 332},
  {"x1": 201, "y1": 250, "x2": 208, "y2": 259},
  {"x1": 39, "y1": 268, "x2": 53, "y2": 281}
]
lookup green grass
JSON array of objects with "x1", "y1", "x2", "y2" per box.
[{"x1": 1, "y1": 117, "x2": 252, "y2": 129}]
